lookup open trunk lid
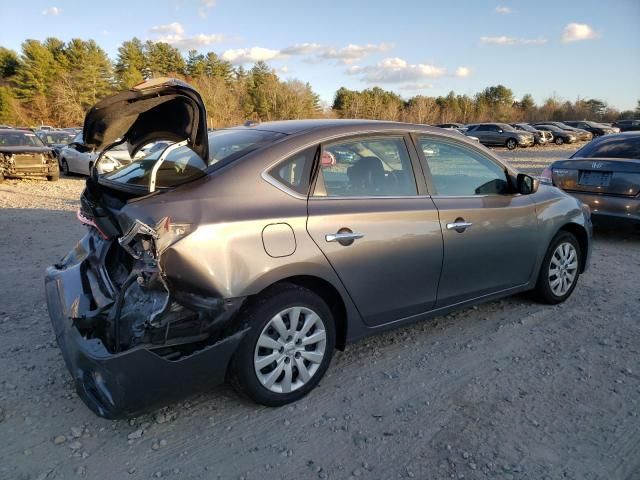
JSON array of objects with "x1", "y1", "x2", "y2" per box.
[
  {"x1": 552, "y1": 157, "x2": 640, "y2": 197},
  {"x1": 83, "y1": 77, "x2": 208, "y2": 162}
]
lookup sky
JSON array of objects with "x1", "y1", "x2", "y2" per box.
[{"x1": 1, "y1": 0, "x2": 639, "y2": 110}]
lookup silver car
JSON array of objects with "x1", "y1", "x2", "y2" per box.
[{"x1": 45, "y1": 79, "x2": 592, "y2": 418}]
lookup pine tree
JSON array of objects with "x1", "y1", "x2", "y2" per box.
[{"x1": 115, "y1": 38, "x2": 146, "y2": 87}]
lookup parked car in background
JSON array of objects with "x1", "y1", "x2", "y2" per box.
[
  {"x1": 465, "y1": 123, "x2": 534, "y2": 149},
  {"x1": 58, "y1": 133, "x2": 144, "y2": 175},
  {"x1": 542, "y1": 132, "x2": 640, "y2": 226},
  {"x1": 436, "y1": 123, "x2": 467, "y2": 130},
  {"x1": 36, "y1": 130, "x2": 76, "y2": 158},
  {"x1": 511, "y1": 123, "x2": 550, "y2": 146},
  {"x1": 613, "y1": 119, "x2": 640, "y2": 132},
  {"x1": 0, "y1": 128, "x2": 59, "y2": 182},
  {"x1": 45, "y1": 78, "x2": 592, "y2": 418},
  {"x1": 563, "y1": 121, "x2": 615, "y2": 137},
  {"x1": 534, "y1": 125, "x2": 577, "y2": 145},
  {"x1": 534, "y1": 122, "x2": 592, "y2": 142}
]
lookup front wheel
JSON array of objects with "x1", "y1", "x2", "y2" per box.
[
  {"x1": 229, "y1": 283, "x2": 336, "y2": 406},
  {"x1": 555, "y1": 137, "x2": 564, "y2": 145},
  {"x1": 506, "y1": 138, "x2": 517, "y2": 150},
  {"x1": 533, "y1": 231, "x2": 581, "y2": 304}
]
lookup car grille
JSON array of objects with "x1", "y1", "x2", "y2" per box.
[{"x1": 13, "y1": 154, "x2": 44, "y2": 168}]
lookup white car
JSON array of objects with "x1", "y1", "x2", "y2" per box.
[{"x1": 59, "y1": 133, "x2": 144, "y2": 175}]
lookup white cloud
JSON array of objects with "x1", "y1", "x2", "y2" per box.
[
  {"x1": 198, "y1": 0, "x2": 216, "y2": 18},
  {"x1": 279, "y1": 65, "x2": 290, "y2": 74},
  {"x1": 495, "y1": 6, "x2": 512, "y2": 14},
  {"x1": 347, "y1": 57, "x2": 447, "y2": 83},
  {"x1": 280, "y1": 43, "x2": 324, "y2": 56},
  {"x1": 150, "y1": 22, "x2": 185, "y2": 36},
  {"x1": 222, "y1": 47, "x2": 281, "y2": 64},
  {"x1": 480, "y1": 36, "x2": 548, "y2": 45},
  {"x1": 319, "y1": 43, "x2": 392, "y2": 64},
  {"x1": 149, "y1": 23, "x2": 224, "y2": 50},
  {"x1": 455, "y1": 66, "x2": 471, "y2": 78},
  {"x1": 41, "y1": 6, "x2": 61, "y2": 16},
  {"x1": 562, "y1": 23, "x2": 599, "y2": 42}
]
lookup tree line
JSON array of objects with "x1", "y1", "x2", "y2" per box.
[{"x1": 0, "y1": 37, "x2": 638, "y2": 128}]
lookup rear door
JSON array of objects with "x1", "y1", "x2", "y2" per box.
[
  {"x1": 414, "y1": 134, "x2": 541, "y2": 306},
  {"x1": 306, "y1": 133, "x2": 443, "y2": 326}
]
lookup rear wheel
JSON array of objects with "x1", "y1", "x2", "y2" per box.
[
  {"x1": 229, "y1": 283, "x2": 336, "y2": 406},
  {"x1": 533, "y1": 231, "x2": 581, "y2": 304},
  {"x1": 555, "y1": 137, "x2": 564, "y2": 145},
  {"x1": 506, "y1": 138, "x2": 517, "y2": 150}
]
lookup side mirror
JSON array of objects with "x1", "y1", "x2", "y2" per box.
[{"x1": 517, "y1": 173, "x2": 539, "y2": 194}]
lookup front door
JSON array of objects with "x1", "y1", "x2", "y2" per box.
[
  {"x1": 414, "y1": 134, "x2": 541, "y2": 306},
  {"x1": 306, "y1": 134, "x2": 443, "y2": 326}
]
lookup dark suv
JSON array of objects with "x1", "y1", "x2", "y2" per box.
[
  {"x1": 465, "y1": 123, "x2": 534, "y2": 150},
  {"x1": 563, "y1": 121, "x2": 615, "y2": 137}
]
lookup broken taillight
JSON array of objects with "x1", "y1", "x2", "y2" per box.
[{"x1": 76, "y1": 209, "x2": 110, "y2": 240}]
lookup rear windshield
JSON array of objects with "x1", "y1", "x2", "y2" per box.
[
  {"x1": 0, "y1": 131, "x2": 45, "y2": 147},
  {"x1": 571, "y1": 135, "x2": 640, "y2": 160},
  {"x1": 101, "y1": 128, "x2": 285, "y2": 190}
]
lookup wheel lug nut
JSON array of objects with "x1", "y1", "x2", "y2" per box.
[
  {"x1": 285, "y1": 357, "x2": 290, "y2": 363},
  {"x1": 295, "y1": 352, "x2": 301, "y2": 359}
]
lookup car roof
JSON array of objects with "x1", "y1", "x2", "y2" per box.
[
  {"x1": 240, "y1": 119, "x2": 433, "y2": 135},
  {"x1": 0, "y1": 128, "x2": 34, "y2": 134}
]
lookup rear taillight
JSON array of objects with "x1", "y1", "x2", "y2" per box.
[
  {"x1": 76, "y1": 209, "x2": 109, "y2": 240},
  {"x1": 540, "y1": 167, "x2": 554, "y2": 185}
]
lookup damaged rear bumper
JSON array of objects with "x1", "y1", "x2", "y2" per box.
[{"x1": 44, "y1": 231, "x2": 248, "y2": 419}]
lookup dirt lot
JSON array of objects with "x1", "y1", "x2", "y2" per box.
[{"x1": 1, "y1": 145, "x2": 639, "y2": 480}]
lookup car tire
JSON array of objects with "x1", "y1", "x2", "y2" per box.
[
  {"x1": 555, "y1": 137, "x2": 564, "y2": 145},
  {"x1": 60, "y1": 159, "x2": 70, "y2": 175},
  {"x1": 533, "y1": 231, "x2": 581, "y2": 305},
  {"x1": 47, "y1": 172, "x2": 59, "y2": 182},
  {"x1": 228, "y1": 283, "x2": 336, "y2": 406},
  {"x1": 88, "y1": 161, "x2": 93, "y2": 175},
  {"x1": 506, "y1": 138, "x2": 517, "y2": 150}
]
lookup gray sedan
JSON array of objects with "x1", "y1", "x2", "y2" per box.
[
  {"x1": 543, "y1": 132, "x2": 640, "y2": 225},
  {"x1": 45, "y1": 78, "x2": 592, "y2": 418}
]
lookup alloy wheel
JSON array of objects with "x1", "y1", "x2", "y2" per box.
[
  {"x1": 548, "y1": 242, "x2": 578, "y2": 296},
  {"x1": 253, "y1": 306, "x2": 327, "y2": 394}
]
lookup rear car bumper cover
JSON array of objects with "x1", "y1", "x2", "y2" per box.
[
  {"x1": 570, "y1": 192, "x2": 640, "y2": 224},
  {"x1": 45, "y1": 236, "x2": 248, "y2": 419}
]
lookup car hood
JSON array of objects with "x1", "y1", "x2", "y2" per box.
[
  {"x1": 83, "y1": 78, "x2": 209, "y2": 162},
  {"x1": 0, "y1": 146, "x2": 52, "y2": 155}
]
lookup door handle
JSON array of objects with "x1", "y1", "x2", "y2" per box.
[
  {"x1": 325, "y1": 232, "x2": 364, "y2": 243},
  {"x1": 446, "y1": 219, "x2": 473, "y2": 232}
]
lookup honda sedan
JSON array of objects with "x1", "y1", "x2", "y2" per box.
[{"x1": 45, "y1": 79, "x2": 592, "y2": 418}]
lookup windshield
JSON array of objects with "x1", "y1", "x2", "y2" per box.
[
  {"x1": 516, "y1": 124, "x2": 535, "y2": 132},
  {"x1": 571, "y1": 135, "x2": 640, "y2": 159},
  {"x1": 498, "y1": 124, "x2": 517, "y2": 132},
  {"x1": 101, "y1": 128, "x2": 285, "y2": 190},
  {"x1": 0, "y1": 131, "x2": 46, "y2": 147},
  {"x1": 37, "y1": 132, "x2": 75, "y2": 145}
]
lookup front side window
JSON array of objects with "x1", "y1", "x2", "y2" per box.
[
  {"x1": 314, "y1": 136, "x2": 417, "y2": 197},
  {"x1": 417, "y1": 136, "x2": 510, "y2": 196}
]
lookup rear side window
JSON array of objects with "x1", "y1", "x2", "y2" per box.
[
  {"x1": 268, "y1": 146, "x2": 317, "y2": 195},
  {"x1": 314, "y1": 136, "x2": 417, "y2": 197},
  {"x1": 571, "y1": 136, "x2": 640, "y2": 159}
]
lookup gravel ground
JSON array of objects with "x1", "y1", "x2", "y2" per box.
[{"x1": 1, "y1": 146, "x2": 639, "y2": 480}]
